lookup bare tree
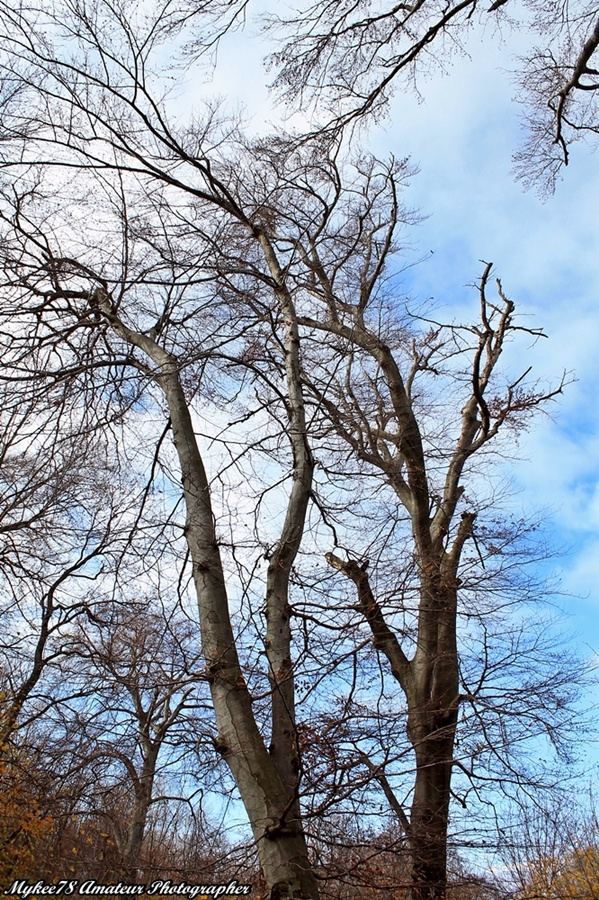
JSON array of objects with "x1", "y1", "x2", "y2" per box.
[
  {"x1": 0, "y1": 5, "x2": 585, "y2": 898},
  {"x1": 0, "y1": 377, "x2": 134, "y2": 745},
  {"x1": 42, "y1": 601, "x2": 211, "y2": 880},
  {"x1": 265, "y1": 0, "x2": 599, "y2": 192},
  {"x1": 514, "y1": 12, "x2": 599, "y2": 191},
  {"x1": 160, "y1": 138, "x2": 580, "y2": 893},
  {"x1": 0, "y1": 13, "x2": 320, "y2": 880},
  {"x1": 0, "y1": 228, "x2": 318, "y2": 897},
  {"x1": 214, "y1": 140, "x2": 580, "y2": 897}
]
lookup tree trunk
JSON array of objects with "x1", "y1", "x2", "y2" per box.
[
  {"x1": 407, "y1": 578, "x2": 459, "y2": 900},
  {"x1": 408, "y1": 719, "x2": 457, "y2": 900},
  {"x1": 121, "y1": 746, "x2": 158, "y2": 881},
  {"x1": 326, "y1": 555, "x2": 459, "y2": 899},
  {"x1": 163, "y1": 364, "x2": 318, "y2": 899},
  {"x1": 259, "y1": 231, "x2": 314, "y2": 827},
  {"x1": 97, "y1": 297, "x2": 319, "y2": 900}
]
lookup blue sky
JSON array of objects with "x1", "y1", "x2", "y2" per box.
[{"x1": 191, "y1": 3, "x2": 599, "y2": 731}]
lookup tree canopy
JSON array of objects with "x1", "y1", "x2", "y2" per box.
[{"x1": 0, "y1": 2, "x2": 596, "y2": 899}]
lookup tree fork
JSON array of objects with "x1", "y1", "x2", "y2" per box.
[{"x1": 93, "y1": 290, "x2": 319, "y2": 900}]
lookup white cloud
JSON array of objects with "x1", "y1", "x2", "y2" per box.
[{"x1": 180, "y1": 10, "x2": 599, "y2": 632}]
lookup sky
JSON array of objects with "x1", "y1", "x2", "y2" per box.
[
  {"x1": 370, "y1": 34, "x2": 599, "y2": 653},
  {"x1": 185, "y1": 3, "x2": 599, "y2": 759}
]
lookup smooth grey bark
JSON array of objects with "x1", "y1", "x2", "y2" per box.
[
  {"x1": 326, "y1": 554, "x2": 460, "y2": 900},
  {"x1": 92, "y1": 289, "x2": 319, "y2": 900},
  {"x1": 304, "y1": 263, "x2": 559, "y2": 900},
  {"x1": 120, "y1": 690, "x2": 191, "y2": 878},
  {"x1": 117, "y1": 744, "x2": 158, "y2": 880},
  {"x1": 257, "y1": 228, "x2": 315, "y2": 820}
]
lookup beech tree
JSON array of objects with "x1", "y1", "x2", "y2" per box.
[
  {"x1": 0, "y1": 14, "x2": 320, "y2": 880},
  {"x1": 220, "y1": 141, "x2": 576, "y2": 897},
  {"x1": 50, "y1": 602, "x2": 211, "y2": 879},
  {"x1": 0, "y1": 3, "x2": 584, "y2": 899},
  {"x1": 0, "y1": 215, "x2": 317, "y2": 897}
]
